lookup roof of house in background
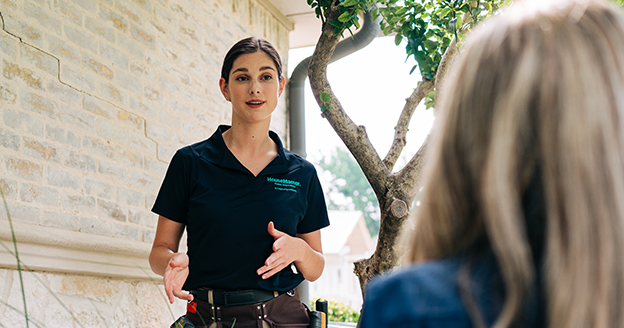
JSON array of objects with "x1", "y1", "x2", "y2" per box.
[{"x1": 322, "y1": 211, "x2": 374, "y2": 255}]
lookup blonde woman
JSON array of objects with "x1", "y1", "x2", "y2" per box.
[{"x1": 360, "y1": 0, "x2": 624, "y2": 327}]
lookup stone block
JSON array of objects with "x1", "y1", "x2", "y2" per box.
[
  {"x1": 131, "y1": 0, "x2": 153, "y2": 13},
  {"x1": 85, "y1": 179, "x2": 115, "y2": 199},
  {"x1": 0, "y1": 0, "x2": 18, "y2": 10},
  {"x1": 170, "y1": 4, "x2": 190, "y2": 20},
  {"x1": 62, "y1": 194, "x2": 96, "y2": 214},
  {"x1": 54, "y1": 0, "x2": 83, "y2": 26},
  {"x1": 47, "y1": 34, "x2": 81, "y2": 62},
  {"x1": 116, "y1": 147, "x2": 143, "y2": 168},
  {"x1": 0, "y1": 83, "x2": 18, "y2": 105},
  {"x1": 0, "y1": 202, "x2": 41, "y2": 224},
  {"x1": 96, "y1": 118, "x2": 127, "y2": 143},
  {"x1": 144, "y1": 85, "x2": 164, "y2": 105},
  {"x1": 146, "y1": 122, "x2": 169, "y2": 142},
  {"x1": 64, "y1": 150, "x2": 96, "y2": 173},
  {"x1": 144, "y1": 156, "x2": 167, "y2": 176},
  {"x1": 45, "y1": 124, "x2": 81, "y2": 148},
  {"x1": 60, "y1": 107, "x2": 96, "y2": 131},
  {"x1": 129, "y1": 170, "x2": 155, "y2": 190},
  {"x1": 19, "y1": 182, "x2": 60, "y2": 206},
  {"x1": 117, "y1": 34, "x2": 144, "y2": 59},
  {"x1": 129, "y1": 131, "x2": 156, "y2": 153},
  {"x1": 61, "y1": 64, "x2": 96, "y2": 92},
  {"x1": 46, "y1": 165, "x2": 82, "y2": 190},
  {"x1": 117, "y1": 187, "x2": 144, "y2": 207},
  {"x1": 130, "y1": 60, "x2": 155, "y2": 80},
  {"x1": 98, "y1": 199, "x2": 127, "y2": 221},
  {"x1": 98, "y1": 160, "x2": 127, "y2": 180},
  {"x1": 0, "y1": 127, "x2": 20, "y2": 151},
  {"x1": 170, "y1": 98, "x2": 191, "y2": 115},
  {"x1": 113, "y1": 222, "x2": 142, "y2": 241},
  {"x1": 83, "y1": 53, "x2": 114, "y2": 80},
  {"x1": 116, "y1": 0, "x2": 141, "y2": 23},
  {"x1": 98, "y1": 81, "x2": 127, "y2": 104},
  {"x1": 19, "y1": 43, "x2": 59, "y2": 77},
  {"x1": 180, "y1": 25, "x2": 199, "y2": 43},
  {"x1": 80, "y1": 217, "x2": 112, "y2": 236},
  {"x1": 145, "y1": 193, "x2": 156, "y2": 209},
  {"x1": 45, "y1": 80, "x2": 82, "y2": 106},
  {"x1": 170, "y1": 67, "x2": 191, "y2": 86},
  {"x1": 3, "y1": 59, "x2": 44, "y2": 90},
  {"x1": 64, "y1": 25, "x2": 98, "y2": 53},
  {"x1": 85, "y1": 17, "x2": 115, "y2": 43},
  {"x1": 158, "y1": 143, "x2": 176, "y2": 162},
  {"x1": 23, "y1": 4, "x2": 63, "y2": 37},
  {"x1": 23, "y1": 137, "x2": 61, "y2": 163},
  {"x1": 19, "y1": 90, "x2": 58, "y2": 119},
  {"x1": 0, "y1": 178, "x2": 18, "y2": 200},
  {"x1": 83, "y1": 94, "x2": 115, "y2": 119},
  {"x1": 118, "y1": 109, "x2": 144, "y2": 130},
  {"x1": 5, "y1": 156, "x2": 43, "y2": 181},
  {"x1": 3, "y1": 13, "x2": 44, "y2": 47},
  {"x1": 83, "y1": 135, "x2": 115, "y2": 157},
  {"x1": 130, "y1": 24, "x2": 156, "y2": 50},
  {"x1": 42, "y1": 210, "x2": 80, "y2": 231},
  {"x1": 100, "y1": 42, "x2": 129, "y2": 69},
  {"x1": 154, "y1": 2, "x2": 173, "y2": 24},
  {"x1": 129, "y1": 96, "x2": 157, "y2": 118},
  {"x1": 99, "y1": 5, "x2": 128, "y2": 33},
  {"x1": 0, "y1": 33, "x2": 18, "y2": 58},
  {"x1": 69, "y1": 0, "x2": 97, "y2": 13},
  {"x1": 158, "y1": 75, "x2": 179, "y2": 93},
  {"x1": 148, "y1": 19, "x2": 166, "y2": 37},
  {"x1": 115, "y1": 69, "x2": 142, "y2": 95},
  {"x1": 128, "y1": 208, "x2": 156, "y2": 227},
  {"x1": 144, "y1": 228, "x2": 156, "y2": 244}
]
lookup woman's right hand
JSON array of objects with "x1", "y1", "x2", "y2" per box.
[{"x1": 164, "y1": 253, "x2": 193, "y2": 304}]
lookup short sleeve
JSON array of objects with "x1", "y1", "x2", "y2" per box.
[
  {"x1": 151, "y1": 149, "x2": 190, "y2": 224},
  {"x1": 297, "y1": 167, "x2": 330, "y2": 234}
]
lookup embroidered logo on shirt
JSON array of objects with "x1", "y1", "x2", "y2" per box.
[{"x1": 267, "y1": 177, "x2": 301, "y2": 193}]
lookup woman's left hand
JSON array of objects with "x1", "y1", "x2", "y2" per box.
[{"x1": 257, "y1": 221, "x2": 306, "y2": 279}]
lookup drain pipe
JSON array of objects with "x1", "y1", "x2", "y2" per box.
[
  {"x1": 288, "y1": 11, "x2": 380, "y2": 306},
  {"x1": 288, "y1": 11, "x2": 381, "y2": 159}
]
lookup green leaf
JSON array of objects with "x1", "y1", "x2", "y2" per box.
[
  {"x1": 343, "y1": 0, "x2": 358, "y2": 7},
  {"x1": 440, "y1": 7, "x2": 452, "y2": 17},
  {"x1": 409, "y1": 64, "x2": 418, "y2": 75},
  {"x1": 338, "y1": 11, "x2": 351, "y2": 22},
  {"x1": 396, "y1": 7, "x2": 408, "y2": 15},
  {"x1": 320, "y1": 92, "x2": 331, "y2": 103},
  {"x1": 321, "y1": 106, "x2": 326, "y2": 112},
  {"x1": 307, "y1": 0, "x2": 313, "y2": 5},
  {"x1": 456, "y1": 16, "x2": 463, "y2": 29},
  {"x1": 329, "y1": 20, "x2": 343, "y2": 28},
  {"x1": 394, "y1": 33, "x2": 402, "y2": 46}
]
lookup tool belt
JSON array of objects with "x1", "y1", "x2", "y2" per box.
[{"x1": 190, "y1": 289, "x2": 288, "y2": 307}]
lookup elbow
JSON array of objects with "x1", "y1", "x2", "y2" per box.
[{"x1": 305, "y1": 256, "x2": 325, "y2": 282}]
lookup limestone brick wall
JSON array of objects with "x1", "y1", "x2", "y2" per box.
[{"x1": 0, "y1": 0, "x2": 291, "y2": 326}]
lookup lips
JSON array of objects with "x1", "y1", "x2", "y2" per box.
[{"x1": 246, "y1": 100, "x2": 265, "y2": 108}]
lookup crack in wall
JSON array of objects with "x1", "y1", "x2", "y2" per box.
[{"x1": 0, "y1": 10, "x2": 165, "y2": 163}]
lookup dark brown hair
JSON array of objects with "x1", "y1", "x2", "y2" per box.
[{"x1": 221, "y1": 37, "x2": 283, "y2": 83}]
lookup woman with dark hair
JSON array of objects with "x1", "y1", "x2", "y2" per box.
[
  {"x1": 149, "y1": 37, "x2": 329, "y2": 328},
  {"x1": 360, "y1": 0, "x2": 624, "y2": 327}
]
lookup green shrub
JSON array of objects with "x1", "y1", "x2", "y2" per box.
[{"x1": 311, "y1": 299, "x2": 360, "y2": 323}]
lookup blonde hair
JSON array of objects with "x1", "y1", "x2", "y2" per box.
[{"x1": 407, "y1": 0, "x2": 624, "y2": 327}]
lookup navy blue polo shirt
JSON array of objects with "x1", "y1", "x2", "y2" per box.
[{"x1": 152, "y1": 125, "x2": 330, "y2": 292}]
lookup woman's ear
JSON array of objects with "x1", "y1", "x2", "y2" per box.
[
  {"x1": 278, "y1": 76, "x2": 286, "y2": 97},
  {"x1": 219, "y1": 77, "x2": 230, "y2": 101}
]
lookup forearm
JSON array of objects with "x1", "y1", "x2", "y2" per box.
[
  {"x1": 149, "y1": 245, "x2": 178, "y2": 276},
  {"x1": 294, "y1": 238, "x2": 325, "y2": 282}
]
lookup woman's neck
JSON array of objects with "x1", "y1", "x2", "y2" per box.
[{"x1": 222, "y1": 121, "x2": 274, "y2": 155}]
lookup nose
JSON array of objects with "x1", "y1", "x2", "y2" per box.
[{"x1": 249, "y1": 80, "x2": 260, "y2": 95}]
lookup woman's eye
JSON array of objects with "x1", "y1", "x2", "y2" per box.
[
  {"x1": 235, "y1": 76, "x2": 248, "y2": 82},
  {"x1": 261, "y1": 75, "x2": 273, "y2": 81}
]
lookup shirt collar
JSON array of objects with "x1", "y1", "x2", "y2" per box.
[{"x1": 197, "y1": 125, "x2": 300, "y2": 175}]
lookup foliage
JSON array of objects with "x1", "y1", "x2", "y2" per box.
[
  {"x1": 312, "y1": 299, "x2": 360, "y2": 323},
  {"x1": 374, "y1": 0, "x2": 502, "y2": 79},
  {"x1": 316, "y1": 147, "x2": 380, "y2": 236},
  {"x1": 308, "y1": 0, "x2": 375, "y2": 37}
]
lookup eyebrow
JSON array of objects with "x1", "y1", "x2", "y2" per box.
[{"x1": 232, "y1": 66, "x2": 276, "y2": 74}]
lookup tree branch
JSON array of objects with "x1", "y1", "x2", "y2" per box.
[
  {"x1": 308, "y1": 4, "x2": 390, "y2": 198},
  {"x1": 434, "y1": 35, "x2": 458, "y2": 107},
  {"x1": 382, "y1": 78, "x2": 435, "y2": 170}
]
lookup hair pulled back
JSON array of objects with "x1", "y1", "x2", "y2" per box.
[{"x1": 221, "y1": 37, "x2": 283, "y2": 83}]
